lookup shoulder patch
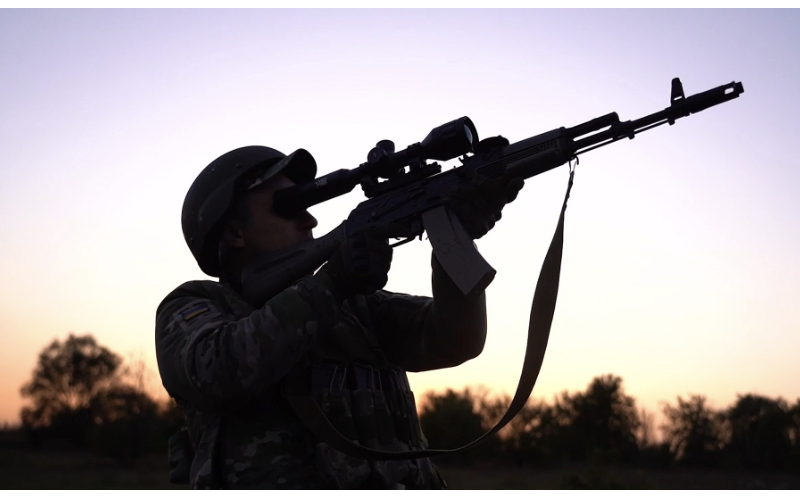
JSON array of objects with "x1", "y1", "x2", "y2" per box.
[{"x1": 181, "y1": 303, "x2": 210, "y2": 321}]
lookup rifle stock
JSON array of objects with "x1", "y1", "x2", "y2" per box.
[{"x1": 241, "y1": 223, "x2": 346, "y2": 306}]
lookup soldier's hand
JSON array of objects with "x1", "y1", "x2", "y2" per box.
[
  {"x1": 445, "y1": 175, "x2": 524, "y2": 239},
  {"x1": 319, "y1": 223, "x2": 396, "y2": 299}
]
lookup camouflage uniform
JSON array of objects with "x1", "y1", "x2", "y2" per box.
[{"x1": 156, "y1": 264, "x2": 483, "y2": 489}]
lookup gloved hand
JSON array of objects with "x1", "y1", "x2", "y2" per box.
[
  {"x1": 318, "y1": 224, "x2": 395, "y2": 300},
  {"x1": 445, "y1": 175, "x2": 524, "y2": 239}
]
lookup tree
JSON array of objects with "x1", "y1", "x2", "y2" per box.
[
  {"x1": 636, "y1": 408, "x2": 656, "y2": 449},
  {"x1": 790, "y1": 399, "x2": 800, "y2": 468},
  {"x1": 88, "y1": 385, "x2": 162, "y2": 464},
  {"x1": 19, "y1": 333, "x2": 171, "y2": 462},
  {"x1": 661, "y1": 394, "x2": 726, "y2": 467},
  {"x1": 418, "y1": 388, "x2": 498, "y2": 464},
  {"x1": 726, "y1": 394, "x2": 792, "y2": 469},
  {"x1": 20, "y1": 334, "x2": 122, "y2": 443},
  {"x1": 480, "y1": 394, "x2": 566, "y2": 467},
  {"x1": 634, "y1": 407, "x2": 673, "y2": 468},
  {"x1": 558, "y1": 374, "x2": 641, "y2": 463}
]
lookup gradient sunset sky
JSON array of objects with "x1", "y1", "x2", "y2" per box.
[{"x1": 1, "y1": 9, "x2": 797, "y2": 426}]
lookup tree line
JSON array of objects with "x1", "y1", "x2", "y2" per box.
[
  {"x1": 420, "y1": 376, "x2": 800, "y2": 471},
  {"x1": 9, "y1": 333, "x2": 800, "y2": 473}
]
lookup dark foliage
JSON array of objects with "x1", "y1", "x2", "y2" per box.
[
  {"x1": 88, "y1": 385, "x2": 163, "y2": 465},
  {"x1": 419, "y1": 388, "x2": 499, "y2": 464},
  {"x1": 21, "y1": 334, "x2": 123, "y2": 447},
  {"x1": 420, "y1": 375, "x2": 643, "y2": 469},
  {"x1": 21, "y1": 334, "x2": 121, "y2": 430},
  {"x1": 18, "y1": 334, "x2": 800, "y2": 476},
  {"x1": 18, "y1": 333, "x2": 183, "y2": 464},
  {"x1": 725, "y1": 394, "x2": 793, "y2": 469},
  {"x1": 557, "y1": 374, "x2": 640, "y2": 464},
  {"x1": 791, "y1": 399, "x2": 800, "y2": 468},
  {"x1": 661, "y1": 395, "x2": 726, "y2": 467},
  {"x1": 481, "y1": 394, "x2": 568, "y2": 467}
]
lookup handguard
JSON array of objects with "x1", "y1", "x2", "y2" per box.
[{"x1": 421, "y1": 205, "x2": 496, "y2": 297}]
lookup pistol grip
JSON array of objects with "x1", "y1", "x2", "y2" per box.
[{"x1": 421, "y1": 206, "x2": 496, "y2": 297}]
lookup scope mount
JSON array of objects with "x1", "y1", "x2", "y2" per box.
[{"x1": 360, "y1": 140, "x2": 443, "y2": 198}]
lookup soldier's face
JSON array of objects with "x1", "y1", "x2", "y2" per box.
[{"x1": 231, "y1": 174, "x2": 318, "y2": 257}]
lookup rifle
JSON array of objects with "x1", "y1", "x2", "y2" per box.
[
  {"x1": 240, "y1": 77, "x2": 744, "y2": 460},
  {"x1": 242, "y1": 78, "x2": 744, "y2": 305}
]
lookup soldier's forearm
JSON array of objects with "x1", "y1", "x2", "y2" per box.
[{"x1": 429, "y1": 252, "x2": 488, "y2": 365}]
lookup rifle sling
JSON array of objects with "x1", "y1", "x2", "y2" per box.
[{"x1": 284, "y1": 169, "x2": 575, "y2": 460}]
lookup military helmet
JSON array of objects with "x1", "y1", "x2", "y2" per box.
[{"x1": 182, "y1": 145, "x2": 317, "y2": 277}]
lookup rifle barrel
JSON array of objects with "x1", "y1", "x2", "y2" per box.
[{"x1": 571, "y1": 80, "x2": 744, "y2": 155}]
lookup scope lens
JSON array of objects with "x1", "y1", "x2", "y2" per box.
[{"x1": 464, "y1": 124, "x2": 473, "y2": 145}]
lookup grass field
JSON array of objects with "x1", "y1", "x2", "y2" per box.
[
  {"x1": 1, "y1": 447, "x2": 798, "y2": 489},
  {"x1": 438, "y1": 464, "x2": 800, "y2": 489}
]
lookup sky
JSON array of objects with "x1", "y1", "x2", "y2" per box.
[{"x1": 0, "y1": 8, "x2": 798, "y2": 427}]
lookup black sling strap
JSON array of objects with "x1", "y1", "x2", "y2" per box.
[{"x1": 284, "y1": 168, "x2": 576, "y2": 460}]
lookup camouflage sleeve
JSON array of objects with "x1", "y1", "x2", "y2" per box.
[
  {"x1": 366, "y1": 253, "x2": 488, "y2": 372},
  {"x1": 155, "y1": 272, "x2": 340, "y2": 411}
]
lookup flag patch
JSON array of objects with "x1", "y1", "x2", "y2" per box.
[{"x1": 181, "y1": 303, "x2": 210, "y2": 321}]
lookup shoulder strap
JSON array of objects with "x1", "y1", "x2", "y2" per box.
[{"x1": 284, "y1": 169, "x2": 576, "y2": 460}]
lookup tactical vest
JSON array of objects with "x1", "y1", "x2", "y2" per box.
[
  {"x1": 302, "y1": 293, "x2": 425, "y2": 451},
  {"x1": 166, "y1": 280, "x2": 435, "y2": 488}
]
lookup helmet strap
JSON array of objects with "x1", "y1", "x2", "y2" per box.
[{"x1": 217, "y1": 239, "x2": 242, "y2": 293}]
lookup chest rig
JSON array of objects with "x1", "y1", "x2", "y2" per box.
[{"x1": 292, "y1": 293, "x2": 425, "y2": 451}]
